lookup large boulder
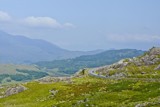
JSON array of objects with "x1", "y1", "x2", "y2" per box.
[
  {"x1": 5, "y1": 85, "x2": 27, "y2": 96},
  {"x1": 148, "y1": 47, "x2": 160, "y2": 56}
]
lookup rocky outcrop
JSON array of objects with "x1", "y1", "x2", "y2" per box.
[
  {"x1": 128, "y1": 47, "x2": 160, "y2": 66},
  {"x1": 95, "y1": 47, "x2": 160, "y2": 78},
  {"x1": 5, "y1": 85, "x2": 27, "y2": 96},
  {"x1": 148, "y1": 47, "x2": 160, "y2": 55},
  {"x1": 154, "y1": 64, "x2": 160, "y2": 70},
  {"x1": 37, "y1": 76, "x2": 72, "y2": 84},
  {"x1": 109, "y1": 59, "x2": 129, "y2": 69}
]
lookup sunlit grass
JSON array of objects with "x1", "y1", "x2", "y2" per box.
[{"x1": 0, "y1": 71, "x2": 160, "y2": 107}]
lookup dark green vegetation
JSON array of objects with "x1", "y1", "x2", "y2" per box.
[
  {"x1": 0, "y1": 64, "x2": 70, "y2": 84},
  {"x1": 0, "y1": 69, "x2": 48, "y2": 83},
  {"x1": 36, "y1": 49, "x2": 144, "y2": 74},
  {"x1": 0, "y1": 64, "x2": 48, "y2": 84}
]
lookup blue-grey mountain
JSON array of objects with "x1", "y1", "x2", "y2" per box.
[{"x1": 0, "y1": 31, "x2": 103, "y2": 64}]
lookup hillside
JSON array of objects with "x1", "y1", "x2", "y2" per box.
[
  {"x1": 0, "y1": 47, "x2": 159, "y2": 107},
  {"x1": 0, "y1": 31, "x2": 102, "y2": 64},
  {"x1": 0, "y1": 49, "x2": 144, "y2": 84},
  {"x1": 94, "y1": 47, "x2": 160, "y2": 79},
  {"x1": 0, "y1": 64, "x2": 48, "y2": 84},
  {"x1": 36, "y1": 49, "x2": 144, "y2": 74}
]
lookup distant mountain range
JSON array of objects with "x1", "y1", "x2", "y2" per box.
[
  {"x1": 0, "y1": 49, "x2": 145, "y2": 84},
  {"x1": 0, "y1": 31, "x2": 103, "y2": 64},
  {"x1": 36, "y1": 49, "x2": 145, "y2": 74}
]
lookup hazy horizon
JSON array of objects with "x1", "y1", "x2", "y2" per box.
[{"x1": 0, "y1": 0, "x2": 160, "y2": 51}]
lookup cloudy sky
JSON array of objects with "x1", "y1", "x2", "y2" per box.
[{"x1": 0, "y1": 0, "x2": 160, "y2": 51}]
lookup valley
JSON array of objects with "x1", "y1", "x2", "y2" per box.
[
  {"x1": 0, "y1": 49, "x2": 144, "y2": 84},
  {"x1": 0, "y1": 47, "x2": 159, "y2": 107}
]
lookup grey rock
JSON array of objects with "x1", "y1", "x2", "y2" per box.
[
  {"x1": 144, "y1": 61, "x2": 155, "y2": 65},
  {"x1": 49, "y1": 89, "x2": 58, "y2": 96},
  {"x1": 152, "y1": 58, "x2": 160, "y2": 63},
  {"x1": 112, "y1": 60, "x2": 128, "y2": 69},
  {"x1": 135, "y1": 102, "x2": 150, "y2": 107},
  {"x1": 110, "y1": 73, "x2": 126, "y2": 78},
  {"x1": 134, "y1": 61, "x2": 142, "y2": 66},
  {"x1": 150, "y1": 55, "x2": 156, "y2": 60},
  {"x1": 154, "y1": 64, "x2": 160, "y2": 70},
  {"x1": 149, "y1": 47, "x2": 160, "y2": 56},
  {"x1": 5, "y1": 85, "x2": 27, "y2": 96}
]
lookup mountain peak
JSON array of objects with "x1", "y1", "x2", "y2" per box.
[{"x1": 0, "y1": 30, "x2": 103, "y2": 64}]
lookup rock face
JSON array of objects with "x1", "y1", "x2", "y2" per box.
[{"x1": 5, "y1": 85, "x2": 27, "y2": 96}]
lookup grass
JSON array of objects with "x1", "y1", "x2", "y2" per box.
[
  {"x1": 96, "y1": 63, "x2": 160, "y2": 79},
  {"x1": 0, "y1": 73, "x2": 160, "y2": 107},
  {"x1": 0, "y1": 57, "x2": 160, "y2": 107}
]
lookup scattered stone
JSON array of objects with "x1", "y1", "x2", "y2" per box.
[
  {"x1": 135, "y1": 102, "x2": 150, "y2": 107},
  {"x1": 141, "y1": 72, "x2": 146, "y2": 74},
  {"x1": 49, "y1": 89, "x2": 58, "y2": 96},
  {"x1": 110, "y1": 73, "x2": 126, "y2": 78},
  {"x1": 5, "y1": 85, "x2": 27, "y2": 96},
  {"x1": 144, "y1": 61, "x2": 154, "y2": 65},
  {"x1": 134, "y1": 61, "x2": 142, "y2": 66},
  {"x1": 38, "y1": 76, "x2": 72, "y2": 84},
  {"x1": 154, "y1": 64, "x2": 160, "y2": 70},
  {"x1": 152, "y1": 58, "x2": 160, "y2": 63}
]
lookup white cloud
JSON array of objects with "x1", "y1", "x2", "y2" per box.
[
  {"x1": 22, "y1": 16, "x2": 75, "y2": 29},
  {"x1": 23, "y1": 16, "x2": 61, "y2": 28},
  {"x1": 0, "y1": 11, "x2": 11, "y2": 22},
  {"x1": 0, "y1": 11, "x2": 75, "y2": 29},
  {"x1": 105, "y1": 34, "x2": 160, "y2": 43},
  {"x1": 63, "y1": 22, "x2": 75, "y2": 28}
]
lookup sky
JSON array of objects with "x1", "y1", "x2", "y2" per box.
[{"x1": 0, "y1": 0, "x2": 159, "y2": 51}]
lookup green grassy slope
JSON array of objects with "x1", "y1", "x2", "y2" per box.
[
  {"x1": 0, "y1": 64, "x2": 48, "y2": 84},
  {"x1": 0, "y1": 68, "x2": 159, "y2": 107},
  {"x1": 0, "y1": 64, "x2": 40, "y2": 74},
  {"x1": 0, "y1": 48, "x2": 159, "y2": 107}
]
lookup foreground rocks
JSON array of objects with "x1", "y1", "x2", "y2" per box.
[
  {"x1": 37, "y1": 76, "x2": 72, "y2": 84},
  {"x1": 5, "y1": 85, "x2": 27, "y2": 97}
]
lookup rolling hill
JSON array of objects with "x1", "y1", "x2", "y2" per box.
[{"x1": 36, "y1": 49, "x2": 144, "y2": 74}]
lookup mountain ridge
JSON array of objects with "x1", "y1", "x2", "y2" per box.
[
  {"x1": 36, "y1": 49, "x2": 144, "y2": 74},
  {"x1": 0, "y1": 31, "x2": 103, "y2": 64}
]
